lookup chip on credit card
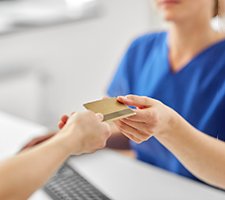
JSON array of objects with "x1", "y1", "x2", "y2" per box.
[{"x1": 83, "y1": 98, "x2": 136, "y2": 122}]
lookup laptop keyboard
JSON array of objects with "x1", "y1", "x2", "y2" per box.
[{"x1": 44, "y1": 164, "x2": 111, "y2": 200}]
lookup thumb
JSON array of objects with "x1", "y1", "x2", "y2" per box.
[{"x1": 95, "y1": 113, "x2": 104, "y2": 122}]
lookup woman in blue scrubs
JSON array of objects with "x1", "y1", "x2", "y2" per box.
[
  {"x1": 107, "y1": 0, "x2": 225, "y2": 184},
  {"x1": 115, "y1": 94, "x2": 225, "y2": 189}
]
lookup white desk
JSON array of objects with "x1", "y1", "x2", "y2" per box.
[
  {"x1": 0, "y1": 111, "x2": 225, "y2": 200},
  {"x1": 0, "y1": 111, "x2": 47, "y2": 161},
  {"x1": 0, "y1": 111, "x2": 50, "y2": 199}
]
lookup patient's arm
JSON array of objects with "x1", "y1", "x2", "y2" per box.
[
  {"x1": 0, "y1": 112, "x2": 111, "y2": 200},
  {"x1": 20, "y1": 132, "x2": 56, "y2": 151},
  {"x1": 0, "y1": 134, "x2": 71, "y2": 200}
]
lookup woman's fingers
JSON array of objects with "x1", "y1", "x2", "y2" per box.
[
  {"x1": 120, "y1": 118, "x2": 153, "y2": 136},
  {"x1": 120, "y1": 130, "x2": 142, "y2": 144},
  {"x1": 114, "y1": 120, "x2": 142, "y2": 143},
  {"x1": 125, "y1": 109, "x2": 149, "y2": 122},
  {"x1": 115, "y1": 120, "x2": 150, "y2": 142},
  {"x1": 125, "y1": 109, "x2": 156, "y2": 126},
  {"x1": 117, "y1": 95, "x2": 156, "y2": 108}
]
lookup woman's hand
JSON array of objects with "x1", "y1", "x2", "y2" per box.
[
  {"x1": 60, "y1": 111, "x2": 112, "y2": 155},
  {"x1": 114, "y1": 95, "x2": 179, "y2": 143}
]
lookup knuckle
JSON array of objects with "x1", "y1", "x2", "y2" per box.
[
  {"x1": 98, "y1": 140, "x2": 106, "y2": 149},
  {"x1": 145, "y1": 123, "x2": 152, "y2": 130},
  {"x1": 136, "y1": 140, "x2": 142, "y2": 144},
  {"x1": 156, "y1": 99, "x2": 162, "y2": 104},
  {"x1": 142, "y1": 96, "x2": 149, "y2": 105},
  {"x1": 83, "y1": 110, "x2": 94, "y2": 118},
  {"x1": 105, "y1": 130, "x2": 111, "y2": 138},
  {"x1": 117, "y1": 121, "x2": 125, "y2": 130},
  {"x1": 146, "y1": 111, "x2": 153, "y2": 120},
  {"x1": 143, "y1": 96, "x2": 149, "y2": 102},
  {"x1": 88, "y1": 149, "x2": 96, "y2": 154},
  {"x1": 86, "y1": 110, "x2": 93, "y2": 114},
  {"x1": 100, "y1": 126, "x2": 111, "y2": 138},
  {"x1": 100, "y1": 142, "x2": 106, "y2": 149},
  {"x1": 126, "y1": 94, "x2": 133, "y2": 99},
  {"x1": 143, "y1": 136, "x2": 150, "y2": 142},
  {"x1": 153, "y1": 111, "x2": 159, "y2": 124}
]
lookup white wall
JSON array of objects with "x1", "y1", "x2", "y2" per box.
[
  {"x1": 0, "y1": 0, "x2": 162, "y2": 128},
  {"x1": 0, "y1": 69, "x2": 44, "y2": 121}
]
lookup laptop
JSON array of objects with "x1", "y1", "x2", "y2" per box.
[{"x1": 44, "y1": 162, "x2": 111, "y2": 200}]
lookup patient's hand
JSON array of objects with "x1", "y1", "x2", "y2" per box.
[
  {"x1": 60, "y1": 111, "x2": 111, "y2": 155},
  {"x1": 58, "y1": 114, "x2": 69, "y2": 129}
]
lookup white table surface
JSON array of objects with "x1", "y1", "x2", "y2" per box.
[
  {"x1": 0, "y1": 111, "x2": 48, "y2": 161},
  {"x1": 0, "y1": 111, "x2": 225, "y2": 200}
]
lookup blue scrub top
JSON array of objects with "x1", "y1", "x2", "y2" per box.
[{"x1": 107, "y1": 32, "x2": 225, "y2": 181}]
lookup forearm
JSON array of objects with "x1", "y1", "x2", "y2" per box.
[
  {"x1": 155, "y1": 113, "x2": 225, "y2": 189},
  {"x1": 0, "y1": 134, "x2": 71, "y2": 200},
  {"x1": 115, "y1": 95, "x2": 225, "y2": 188},
  {"x1": 0, "y1": 111, "x2": 110, "y2": 200}
]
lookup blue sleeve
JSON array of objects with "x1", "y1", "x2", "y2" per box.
[
  {"x1": 107, "y1": 33, "x2": 161, "y2": 97},
  {"x1": 107, "y1": 43, "x2": 134, "y2": 97}
]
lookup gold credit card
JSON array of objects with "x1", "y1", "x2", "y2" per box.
[{"x1": 83, "y1": 98, "x2": 136, "y2": 122}]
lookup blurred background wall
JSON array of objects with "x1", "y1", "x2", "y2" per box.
[{"x1": 0, "y1": 0, "x2": 164, "y2": 129}]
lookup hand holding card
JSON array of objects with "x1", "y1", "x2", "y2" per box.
[{"x1": 83, "y1": 98, "x2": 136, "y2": 122}]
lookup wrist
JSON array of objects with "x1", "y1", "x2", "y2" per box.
[
  {"x1": 55, "y1": 134, "x2": 73, "y2": 156},
  {"x1": 156, "y1": 108, "x2": 182, "y2": 140},
  {"x1": 58, "y1": 126, "x2": 83, "y2": 156},
  {"x1": 155, "y1": 110, "x2": 199, "y2": 154}
]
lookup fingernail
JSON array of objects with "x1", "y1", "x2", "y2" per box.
[
  {"x1": 96, "y1": 113, "x2": 104, "y2": 121},
  {"x1": 118, "y1": 96, "x2": 127, "y2": 100}
]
